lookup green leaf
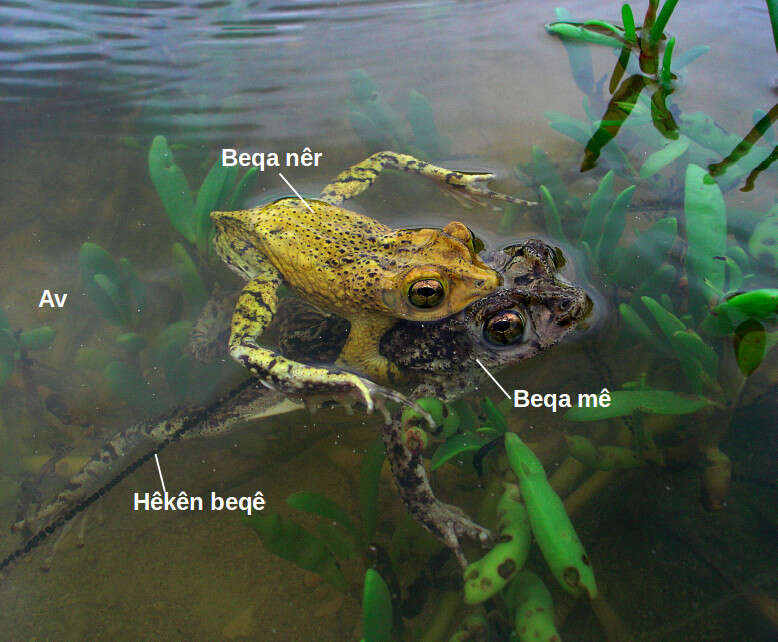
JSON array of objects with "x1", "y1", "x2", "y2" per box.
[
  {"x1": 545, "y1": 112, "x2": 593, "y2": 145},
  {"x1": 670, "y1": 330, "x2": 718, "y2": 373},
  {"x1": 362, "y1": 569, "x2": 393, "y2": 642},
  {"x1": 91, "y1": 274, "x2": 127, "y2": 325},
  {"x1": 315, "y1": 523, "x2": 357, "y2": 560},
  {"x1": 539, "y1": 185, "x2": 565, "y2": 241},
  {"x1": 581, "y1": 171, "x2": 614, "y2": 249},
  {"x1": 565, "y1": 390, "x2": 709, "y2": 421},
  {"x1": 481, "y1": 397, "x2": 508, "y2": 434},
  {"x1": 673, "y1": 45, "x2": 709, "y2": 70},
  {"x1": 148, "y1": 135, "x2": 195, "y2": 243},
  {"x1": 150, "y1": 320, "x2": 193, "y2": 374},
  {"x1": 530, "y1": 146, "x2": 570, "y2": 208},
  {"x1": 407, "y1": 89, "x2": 442, "y2": 156},
  {"x1": 545, "y1": 21, "x2": 626, "y2": 48},
  {"x1": 720, "y1": 289, "x2": 778, "y2": 319},
  {"x1": 448, "y1": 399, "x2": 479, "y2": 431},
  {"x1": 360, "y1": 437, "x2": 386, "y2": 543},
  {"x1": 118, "y1": 258, "x2": 146, "y2": 315},
  {"x1": 619, "y1": 303, "x2": 667, "y2": 353},
  {"x1": 227, "y1": 167, "x2": 260, "y2": 210},
  {"x1": 649, "y1": 0, "x2": 680, "y2": 46},
  {"x1": 596, "y1": 184, "x2": 636, "y2": 266},
  {"x1": 74, "y1": 346, "x2": 113, "y2": 371},
  {"x1": 622, "y1": 3, "x2": 637, "y2": 43},
  {"x1": 194, "y1": 161, "x2": 236, "y2": 253},
  {"x1": 640, "y1": 136, "x2": 689, "y2": 178},
  {"x1": 286, "y1": 491, "x2": 359, "y2": 540},
  {"x1": 684, "y1": 164, "x2": 727, "y2": 314},
  {"x1": 171, "y1": 243, "x2": 208, "y2": 318},
  {"x1": 641, "y1": 296, "x2": 686, "y2": 339},
  {"x1": 734, "y1": 320, "x2": 766, "y2": 376},
  {"x1": 649, "y1": 85, "x2": 679, "y2": 139},
  {"x1": 430, "y1": 433, "x2": 487, "y2": 471},
  {"x1": 244, "y1": 512, "x2": 346, "y2": 589},
  {"x1": 115, "y1": 332, "x2": 148, "y2": 353},
  {"x1": 582, "y1": 75, "x2": 650, "y2": 171},
  {"x1": 19, "y1": 326, "x2": 54, "y2": 351},
  {"x1": 79, "y1": 242, "x2": 121, "y2": 284},
  {"x1": 630, "y1": 264, "x2": 677, "y2": 307}
]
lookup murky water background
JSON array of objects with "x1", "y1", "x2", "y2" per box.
[{"x1": 1, "y1": 0, "x2": 777, "y2": 639}]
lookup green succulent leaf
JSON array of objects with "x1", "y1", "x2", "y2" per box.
[
  {"x1": 171, "y1": 242, "x2": 208, "y2": 318},
  {"x1": 481, "y1": 397, "x2": 508, "y2": 434},
  {"x1": 734, "y1": 319, "x2": 766, "y2": 376},
  {"x1": 194, "y1": 161, "x2": 237, "y2": 253},
  {"x1": 115, "y1": 332, "x2": 148, "y2": 353},
  {"x1": 640, "y1": 136, "x2": 689, "y2": 178},
  {"x1": 545, "y1": 21, "x2": 625, "y2": 48},
  {"x1": 79, "y1": 242, "x2": 121, "y2": 284},
  {"x1": 19, "y1": 326, "x2": 54, "y2": 351},
  {"x1": 91, "y1": 274, "x2": 126, "y2": 325},
  {"x1": 684, "y1": 164, "x2": 727, "y2": 314},
  {"x1": 118, "y1": 258, "x2": 146, "y2": 315},
  {"x1": 74, "y1": 346, "x2": 113, "y2": 371},
  {"x1": 227, "y1": 167, "x2": 260, "y2": 210},
  {"x1": 581, "y1": 170, "x2": 614, "y2": 248},
  {"x1": 630, "y1": 264, "x2": 677, "y2": 307},
  {"x1": 148, "y1": 135, "x2": 196, "y2": 243},
  {"x1": 565, "y1": 390, "x2": 709, "y2": 421},
  {"x1": 539, "y1": 185, "x2": 565, "y2": 241},
  {"x1": 362, "y1": 569, "x2": 393, "y2": 642},
  {"x1": 286, "y1": 491, "x2": 359, "y2": 541},
  {"x1": 596, "y1": 184, "x2": 636, "y2": 266},
  {"x1": 244, "y1": 511, "x2": 346, "y2": 589},
  {"x1": 431, "y1": 433, "x2": 488, "y2": 471}
]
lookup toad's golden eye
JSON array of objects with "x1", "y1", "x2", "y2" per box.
[
  {"x1": 484, "y1": 310, "x2": 525, "y2": 345},
  {"x1": 408, "y1": 279, "x2": 445, "y2": 308}
]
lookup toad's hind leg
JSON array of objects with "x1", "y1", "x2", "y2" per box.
[
  {"x1": 230, "y1": 267, "x2": 388, "y2": 414},
  {"x1": 319, "y1": 150, "x2": 537, "y2": 207}
]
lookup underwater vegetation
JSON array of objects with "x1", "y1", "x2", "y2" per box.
[
  {"x1": 239, "y1": 3, "x2": 778, "y2": 639},
  {"x1": 347, "y1": 70, "x2": 450, "y2": 160},
  {"x1": 4, "y1": 2, "x2": 777, "y2": 640}
]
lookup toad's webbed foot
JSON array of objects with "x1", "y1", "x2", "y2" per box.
[
  {"x1": 382, "y1": 413, "x2": 493, "y2": 567},
  {"x1": 284, "y1": 369, "x2": 434, "y2": 428}
]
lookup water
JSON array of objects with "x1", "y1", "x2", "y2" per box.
[{"x1": 1, "y1": 0, "x2": 777, "y2": 639}]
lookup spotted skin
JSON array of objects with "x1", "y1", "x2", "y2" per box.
[
  {"x1": 319, "y1": 151, "x2": 538, "y2": 207},
  {"x1": 210, "y1": 151, "x2": 533, "y2": 410}
]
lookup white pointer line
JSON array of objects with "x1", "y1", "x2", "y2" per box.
[
  {"x1": 154, "y1": 453, "x2": 167, "y2": 494},
  {"x1": 278, "y1": 172, "x2": 315, "y2": 213},
  {"x1": 475, "y1": 358, "x2": 511, "y2": 400}
]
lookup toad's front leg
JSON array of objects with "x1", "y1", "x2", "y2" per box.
[
  {"x1": 382, "y1": 412, "x2": 493, "y2": 568},
  {"x1": 230, "y1": 276, "x2": 429, "y2": 423}
]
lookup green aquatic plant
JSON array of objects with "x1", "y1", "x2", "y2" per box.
[
  {"x1": 0, "y1": 304, "x2": 54, "y2": 388},
  {"x1": 347, "y1": 70, "x2": 450, "y2": 159},
  {"x1": 76, "y1": 238, "x2": 228, "y2": 409},
  {"x1": 148, "y1": 135, "x2": 259, "y2": 257},
  {"x1": 362, "y1": 569, "x2": 393, "y2": 642},
  {"x1": 243, "y1": 436, "x2": 386, "y2": 584}
]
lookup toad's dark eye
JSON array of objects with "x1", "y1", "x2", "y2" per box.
[
  {"x1": 483, "y1": 310, "x2": 525, "y2": 345},
  {"x1": 408, "y1": 279, "x2": 444, "y2": 308}
]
